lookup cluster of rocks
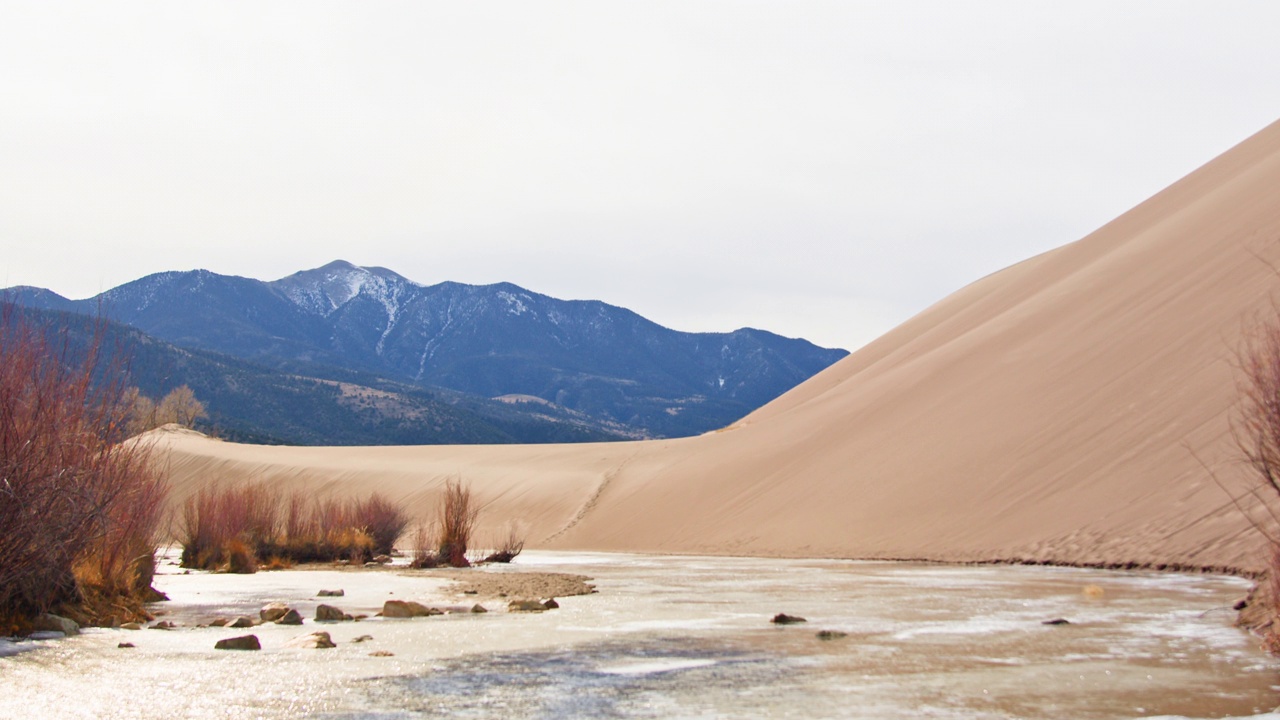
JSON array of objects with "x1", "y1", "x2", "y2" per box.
[
  {"x1": 28, "y1": 586, "x2": 571, "y2": 656},
  {"x1": 770, "y1": 612, "x2": 851, "y2": 642}
]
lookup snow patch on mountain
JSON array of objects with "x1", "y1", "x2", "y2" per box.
[{"x1": 497, "y1": 290, "x2": 531, "y2": 316}]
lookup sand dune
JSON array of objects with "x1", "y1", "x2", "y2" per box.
[{"x1": 154, "y1": 119, "x2": 1280, "y2": 573}]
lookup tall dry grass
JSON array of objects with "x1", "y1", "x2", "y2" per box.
[
  {"x1": 481, "y1": 521, "x2": 526, "y2": 564},
  {"x1": 408, "y1": 519, "x2": 440, "y2": 569},
  {"x1": 436, "y1": 477, "x2": 479, "y2": 567},
  {"x1": 177, "y1": 483, "x2": 408, "y2": 570},
  {"x1": 0, "y1": 305, "x2": 168, "y2": 629}
]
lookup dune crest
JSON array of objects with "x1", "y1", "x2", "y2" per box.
[{"x1": 156, "y1": 119, "x2": 1280, "y2": 572}]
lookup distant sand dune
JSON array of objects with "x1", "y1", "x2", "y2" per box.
[{"x1": 153, "y1": 119, "x2": 1280, "y2": 573}]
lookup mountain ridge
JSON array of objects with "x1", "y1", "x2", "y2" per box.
[{"x1": 5, "y1": 263, "x2": 847, "y2": 438}]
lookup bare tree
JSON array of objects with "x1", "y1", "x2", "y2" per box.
[{"x1": 157, "y1": 385, "x2": 206, "y2": 428}]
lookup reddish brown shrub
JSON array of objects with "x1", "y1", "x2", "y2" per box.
[
  {"x1": 179, "y1": 484, "x2": 407, "y2": 568},
  {"x1": 437, "y1": 477, "x2": 479, "y2": 568},
  {"x1": 409, "y1": 520, "x2": 439, "y2": 568},
  {"x1": 224, "y1": 539, "x2": 258, "y2": 575},
  {"x1": 481, "y1": 521, "x2": 526, "y2": 564},
  {"x1": 0, "y1": 304, "x2": 168, "y2": 625},
  {"x1": 354, "y1": 492, "x2": 409, "y2": 556},
  {"x1": 1237, "y1": 316, "x2": 1280, "y2": 509}
]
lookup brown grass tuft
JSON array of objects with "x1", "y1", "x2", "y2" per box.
[
  {"x1": 437, "y1": 477, "x2": 479, "y2": 568},
  {"x1": 177, "y1": 484, "x2": 408, "y2": 569},
  {"x1": 408, "y1": 520, "x2": 440, "y2": 568},
  {"x1": 481, "y1": 521, "x2": 526, "y2": 564}
]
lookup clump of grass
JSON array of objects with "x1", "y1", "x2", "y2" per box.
[
  {"x1": 179, "y1": 482, "x2": 280, "y2": 571},
  {"x1": 177, "y1": 483, "x2": 409, "y2": 570},
  {"x1": 261, "y1": 555, "x2": 294, "y2": 571},
  {"x1": 0, "y1": 305, "x2": 169, "y2": 630},
  {"x1": 481, "y1": 521, "x2": 526, "y2": 564},
  {"x1": 354, "y1": 493, "x2": 409, "y2": 557},
  {"x1": 224, "y1": 539, "x2": 258, "y2": 575},
  {"x1": 407, "y1": 478, "x2": 523, "y2": 568},
  {"x1": 408, "y1": 520, "x2": 440, "y2": 568},
  {"x1": 437, "y1": 477, "x2": 479, "y2": 568}
]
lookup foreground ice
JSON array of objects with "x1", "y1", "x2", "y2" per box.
[{"x1": 0, "y1": 551, "x2": 1277, "y2": 719}]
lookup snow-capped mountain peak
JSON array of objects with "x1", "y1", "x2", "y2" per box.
[{"x1": 271, "y1": 260, "x2": 416, "y2": 319}]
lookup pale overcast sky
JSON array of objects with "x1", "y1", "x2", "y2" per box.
[{"x1": 2, "y1": 2, "x2": 1279, "y2": 350}]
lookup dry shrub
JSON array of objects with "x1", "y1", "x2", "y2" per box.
[
  {"x1": 178, "y1": 483, "x2": 407, "y2": 568},
  {"x1": 224, "y1": 539, "x2": 258, "y2": 575},
  {"x1": 409, "y1": 520, "x2": 440, "y2": 568},
  {"x1": 1233, "y1": 306, "x2": 1280, "y2": 652},
  {"x1": 74, "y1": 458, "x2": 168, "y2": 595},
  {"x1": 437, "y1": 477, "x2": 479, "y2": 568},
  {"x1": 261, "y1": 555, "x2": 294, "y2": 571},
  {"x1": 1237, "y1": 315, "x2": 1280, "y2": 515},
  {"x1": 482, "y1": 521, "x2": 526, "y2": 564},
  {"x1": 178, "y1": 482, "x2": 280, "y2": 570},
  {"x1": 355, "y1": 492, "x2": 410, "y2": 556},
  {"x1": 0, "y1": 304, "x2": 168, "y2": 627}
]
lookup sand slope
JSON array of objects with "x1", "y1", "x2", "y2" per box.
[{"x1": 153, "y1": 119, "x2": 1280, "y2": 572}]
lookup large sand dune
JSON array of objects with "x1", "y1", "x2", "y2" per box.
[{"x1": 154, "y1": 119, "x2": 1280, "y2": 573}]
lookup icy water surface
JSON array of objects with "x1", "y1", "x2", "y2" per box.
[{"x1": 1, "y1": 552, "x2": 1278, "y2": 719}]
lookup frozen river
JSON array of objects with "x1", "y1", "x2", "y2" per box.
[{"x1": 1, "y1": 551, "x2": 1277, "y2": 718}]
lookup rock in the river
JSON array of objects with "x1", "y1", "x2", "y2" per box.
[
  {"x1": 260, "y1": 602, "x2": 290, "y2": 622},
  {"x1": 471, "y1": 604, "x2": 488, "y2": 614},
  {"x1": 32, "y1": 614, "x2": 79, "y2": 637},
  {"x1": 317, "y1": 589, "x2": 345, "y2": 597},
  {"x1": 507, "y1": 600, "x2": 549, "y2": 613},
  {"x1": 285, "y1": 631, "x2": 336, "y2": 649},
  {"x1": 541, "y1": 598, "x2": 559, "y2": 609},
  {"x1": 815, "y1": 630, "x2": 848, "y2": 641},
  {"x1": 315, "y1": 604, "x2": 353, "y2": 622},
  {"x1": 276, "y1": 609, "x2": 304, "y2": 625},
  {"x1": 215, "y1": 635, "x2": 261, "y2": 651},
  {"x1": 229, "y1": 616, "x2": 256, "y2": 628},
  {"x1": 771, "y1": 613, "x2": 807, "y2": 625},
  {"x1": 1042, "y1": 618, "x2": 1071, "y2": 626},
  {"x1": 382, "y1": 600, "x2": 441, "y2": 618}
]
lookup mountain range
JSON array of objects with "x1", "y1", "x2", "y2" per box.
[{"x1": 5, "y1": 262, "x2": 847, "y2": 442}]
